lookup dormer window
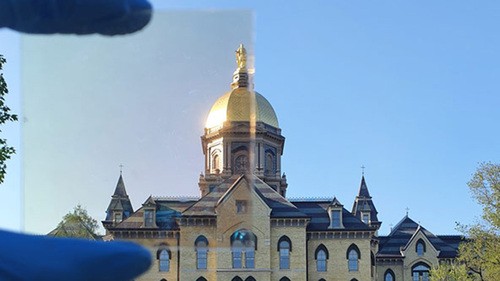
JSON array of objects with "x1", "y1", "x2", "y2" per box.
[
  {"x1": 113, "y1": 212, "x2": 122, "y2": 224},
  {"x1": 144, "y1": 209, "x2": 155, "y2": 227},
  {"x1": 331, "y1": 210, "x2": 341, "y2": 228},
  {"x1": 362, "y1": 212, "x2": 370, "y2": 224},
  {"x1": 328, "y1": 198, "x2": 344, "y2": 229}
]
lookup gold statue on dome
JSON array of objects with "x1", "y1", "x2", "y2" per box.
[{"x1": 235, "y1": 44, "x2": 247, "y2": 69}]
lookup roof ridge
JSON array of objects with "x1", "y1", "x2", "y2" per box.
[
  {"x1": 153, "y1": 195, "x2": 200, "y2": 200},
  {"x1": 289, "y1": 197, "x2": 332, "y2": 201}
]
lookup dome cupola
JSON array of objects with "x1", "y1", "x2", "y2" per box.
[
  {"x1": 205, "y1": 44, "x2": 279, "y2": 130},
  {"x1": 199, "y1": 44, "x2": 287, "y2": 198}
]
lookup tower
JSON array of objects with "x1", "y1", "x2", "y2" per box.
[
  {"x1": 351, "y1": 176, "x2": 381, "y2": 230},
  {"x1": 199, "y1": 44, "x2": 287, "y2": 197},
  {"x1": 102, "y1": 172, "x2": 134, "y2": 230}
]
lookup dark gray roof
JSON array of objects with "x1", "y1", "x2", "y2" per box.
[
  {"x1": 377, "y1": 216, "x2": 463, "y2": 258},
  {"x1": 113, "y1": 174, "x2": 127, "y2": 197},
  {"x1": 183, "y1": 174, "x2": 307, "y2": 218},
  {"x1": 351, "y1": 176, "x2": 380, "y2": 225},
  {"x1": 105, "y1": 174, "x2": 134, "y2": 221},
  {"x1": 292, "y1": 200, "x2": 373, "y2": 231}
]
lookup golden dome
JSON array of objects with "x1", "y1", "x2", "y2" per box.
[
  {"x1": 205, "y1": 44, "x2": 279, "y2": 129},
  {"x1": 205, "y1": 88, "x2": 279, "y2": 129}
]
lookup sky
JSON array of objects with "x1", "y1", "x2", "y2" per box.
[{"x1": 0, "y1": 1, "x2": 499, "y2": 235}]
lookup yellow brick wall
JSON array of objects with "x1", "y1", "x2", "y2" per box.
[
  {"x1": 270, "y1": 226, "x2": 307, "y2": 281},
  {"x1": 402, "y1": 232, "x2": 439, "y2": 281},
  {"x1": 179, "y1": 225, "x2": 217, "y2": 281},
  {"x1": 308, "y1": 237, "x2": 372, "y2": 281},
  {"x1": 215, "y1": 178, "x2": 272, "y2": 280},
  {"x1": 376, "y1": 262, "x2": 404, "y2": 281},
  {"x1": 123, "y1": 237, "x2": 179, "y2": 281}
]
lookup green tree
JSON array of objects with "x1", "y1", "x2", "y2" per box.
[
  {"x1": 48, "y1": 205, "x2": 101, "y2": 239},
  {"x1": 457, "y1": 163, "x2": 500, "y2": 281},
  {"x1": 0, "y1": 54, "x2": 18, "y2": 184},
  {"x1": 430, "y1": 263, "x2": 472, "y2": 281}
]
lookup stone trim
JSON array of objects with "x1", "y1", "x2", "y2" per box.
[
  {"x1": 307, "y1": 231, "x2": 374, "y2": 240},
  {"x1": 271, "y1": 218, "x2": 309, "y2": 227}
]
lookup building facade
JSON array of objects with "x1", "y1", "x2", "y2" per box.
[{"x1": 103, "y1": 45, "x2": 462, "y2": 281}]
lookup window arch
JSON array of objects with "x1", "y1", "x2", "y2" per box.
[
  {"x1": 412, "y1": 262, "x2": 430, "y2": 281},
  {"x1": 265, "y1": 151, "x2": 275, "y2": 175},
  {"x1": 279, "y1": 278, "x2": 291, "y2": 281},
  {"x1": 245, "y1": 277, "x2": 256, "y2": 281},
  {"x1": 212, "y1": 154, "x2": 220, "y2": 173},
  {"x1": 416, "y1": 239, "x2": 426, "y2": 256},
  {"x1": 160, "y1": 279, "x2": 167, "y2": 281},
  {"x1": 195, "y1": 235, "x2": 209, "y2": 269},
  {"x1": 157, "y1": 248, "x2": 170, "y2": 272},
  {"x1": 231, "y1": 229, "x2": 257, "y2": 269},
  {"x1": 196, "y1": 278, "x2": 207, "y2": 281},
  {"x1": 319, "y1": 279, "x2": 326, "y2": 281},
  {"x1": 231, "y1": 277, "x2": 243, "y2": 281},
  {"x1": 347, "y1": 244, "x2": 360, "y2": 271},
  {"x1": 315, "y1": 244, "x2": 329, "y2": 272},
  {"x1": 351, "y1": 279, "x2": 359, "y2": 281},
  {"x1": 278, "y1": 236, "x2": 291, "y2": 269},
  {"x1": 385, "y1": 269, "x2": 395, "y2": 281}
]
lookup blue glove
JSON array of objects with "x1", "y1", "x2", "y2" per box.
[
  {"x1": 0, "y1": 0, "x2": 152, "y2": 35},
  {"x1": 0, "y1": 229, "x2": 152, "y2": 281}
]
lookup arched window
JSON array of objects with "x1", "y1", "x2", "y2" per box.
[
  {"x1": 385, "y1": 269, "x2": 395, "y2": 281},
  {"x1": 212, "y1": 154, "x2": 220, "y2": 173},
  {"x1": 265, "y1": 153, "x2": 274, "y2": 175},
  {"x1": 231, "y1": 277, "x2": 243, "y2": 281},
  {"x1": 351, "y1": 279, "x2": 359, "y2": 281},
  {"x1": 412, "y1": 262, "x2": 430, "y2": 281},
  {"x1": 416, "y1": 239, "x2": 426, "y2": 256},
  {"x1": 347, "y1": 244, "x2": 360, "y2": 271},
  {"x1": 278, "y1": 236, "x2": 291, "y2": 269},
  {"x1": 196, "y1": 278, "x2": 207, "y2": 281},
  {"x1": 160, "y1": 279, "x2": 167, "y2": 281},
  {"x1": 158, "y1": 249, "x2": 170, "y2": 272},
  {"x1": 315, "y1": 244, "x2": 329, "y2": 272},
  {"x1": 245, "y1": 277, "x2": 256, "y2": 281},
  {"x1": 195, "y1": 235, "x2": 209, "y2": 269},
  {"x1": 279, "y1": 278, "x2": 291, "y2": 281},
  {"x1": 231, "y1": 229, "x2": 257, "y2": 269},
  {"x1": 319, "y1": 279, "x2": 326, "y2": 281}
]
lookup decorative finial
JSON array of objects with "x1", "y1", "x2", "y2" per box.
[
  {"x1": 405, "y1": 207, "x2": 409, "y2": 216},
  {"x1": 119, "y1": 164, "x2": 124, "y2": 175},
  {"x1": 235, "y1": 44, "x2": 247, "y2": 69},
  {"x1": 361, "y1": 165, "x2": 365, "y2": 176}
]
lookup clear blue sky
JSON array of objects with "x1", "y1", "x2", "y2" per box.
[{"x1": 0, "y1": 1, "x2": 499, "y2": 235}]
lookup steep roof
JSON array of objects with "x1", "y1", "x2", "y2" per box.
[
  {"x1": 351, "y1": 176, "x2": 380, "y2": 227},
  {"x1": 47, "y1": 219, "x2": 100, "y2": 240},
  {"x1": 111, "y1": 197, "x2": 197, "y2": 230},
  {"x1": 105, "y1": 174, "x2": 134, "y2": 221},
  {"x1": 291, "y1": 199, "x2": 373, "y2": 231},
  {"x1": 183, "y1": 174, "x2": 307, "y2": 218},
  {"x1": 113, "y1": 174, "x2": 127, "y2": 197},
  {"x1": 377, "y1": 216, "x2": 463, "y2": 258}
]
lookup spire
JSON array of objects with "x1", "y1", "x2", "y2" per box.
[
  {"x1": 113, "y1": 174, "x2": 128, "y2": 197},
  {"x1": 358, "y1": 176, "x2": 371, "y2": 198},
  {"x1": 231, "y1": 44, "x2": 251, "y2": 89},
  {"x1": 351, "y1": 175, "x2": 381, "y2": 229},
  {"x1": 104, "y1": 172, "x2": 134, "y2": 227}
]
